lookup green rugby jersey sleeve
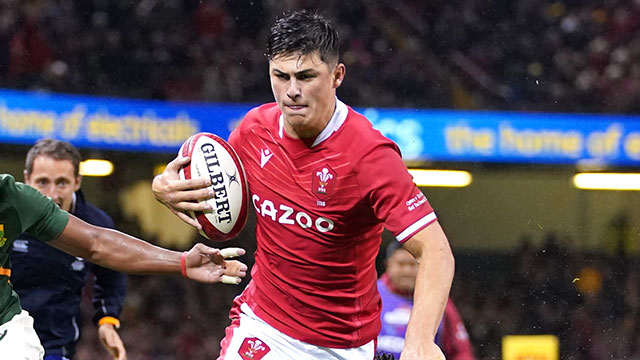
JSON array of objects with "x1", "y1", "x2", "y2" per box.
[{"x1": 7, "y1": 176, "x2": 70, "y2": 242}]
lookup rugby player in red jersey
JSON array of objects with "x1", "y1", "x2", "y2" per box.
[{"x1": 153, "y1": 10, "x2": 454, "y2": 360}]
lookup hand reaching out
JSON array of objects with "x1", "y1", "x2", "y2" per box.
[{"x1": 183, "y1": 243, "x2": 248, "y2": 284}]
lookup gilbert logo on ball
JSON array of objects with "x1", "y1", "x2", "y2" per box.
[{"x1": 179, "y1": 132, "x2": 249, "y2": 241}]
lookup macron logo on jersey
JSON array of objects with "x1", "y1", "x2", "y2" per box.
[{"x1": 260, "y1": 148, "x2": 273, "y2": 168}]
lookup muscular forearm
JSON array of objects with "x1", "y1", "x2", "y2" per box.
[
  {"x1": 93, "y1": 227, "x2": 181, "y2": 274},
  {"x1": 50, "y1": 215, "x2": 182, "y2": 275},
  {"x1": 405, "y1": 245, "x2": 454, "y2": 342},
  {"x1": 403, "y1": 221, "x2": 455, "y2": 348}
]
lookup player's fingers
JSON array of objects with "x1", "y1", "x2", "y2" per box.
[
  {"x1": 173, "y1": 210, "x2": 202, "y2": 229},
  {"x1": 173, "y1": 199, "x2": 211, "y2": 212},
  {"x1": 107, "y1": 344, "x2": 120, "y2": 360},
  {"x1": 169, "y1": 188, "x2": 214, "y2": 203},
  {"x1": 104, "y1": 342, "x2": 118, "y2": 358},
  {"x1": 221, "y1": 275, "x2": 242, "y2": 284},
  {"x1": 116, "y1": 346, "x2": 127, "y2": 360},
  {"x1": 170, "y1": 177, "x2": 212, "y2": 192},
  {"x1": 166, "y1": 155, "x2": 191, "y2": 170},
  {"x1": 220, "y1": 247, "x2": 245, "y2": 258}
]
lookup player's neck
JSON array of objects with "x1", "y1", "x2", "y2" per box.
[
  {"x1": 284, "y1": 101, "x2": 336, "y2": 141},
  {"x1": 285, "y1": 123, "x2": 324, "y2": 139}
]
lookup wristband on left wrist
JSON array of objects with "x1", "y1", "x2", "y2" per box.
[
  {"x1": 180, "y1": 251, "x2": 188, "y2": 278},
  {"x1": 98, "y1": 316, "x2": 120, "y2": 329}
]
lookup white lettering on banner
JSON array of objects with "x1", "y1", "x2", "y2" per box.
[
  {"x1": 252, "y1": 194, "x2": 335, "y2": 233},
  {"x1": 445, "y1": 124, "x2": 495, "y2": 155},
  {"x1": 499, "y1": 122, "x2": 583, "y2": 157},
  {"x1": 625, "y1": 132, "x2": 640, "y2": 160},
  {"x1": 445, "y1": 121, "x2": 632, "y2": 161}
]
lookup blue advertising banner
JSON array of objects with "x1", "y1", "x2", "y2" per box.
[
  {"x1": 363, "y1": 108, "x2": 640, "y2": 165},
  {"x1": 1, "y1": 89, "x2": 640, "y2": 165},
  {"x1": 0, "y1": 89, "x2": 251, "y2": 152}
]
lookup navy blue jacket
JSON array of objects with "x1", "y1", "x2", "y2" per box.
[{"x1": 10, "y1": 190, "x2": 127, "y2": 358}]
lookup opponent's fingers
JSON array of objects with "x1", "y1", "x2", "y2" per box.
[
  {"x1": 221, "y1": 275, "x2": 242, "y2": 285},
  {"x1": 225, "y1": 259, "x2": 248, "y2": 273},
  {"x1": 193, "y1": 243, "x2": 221, "y2": 257},
  {"x1": 220, "y1": 247, "x2": 245, "y2": 258}
]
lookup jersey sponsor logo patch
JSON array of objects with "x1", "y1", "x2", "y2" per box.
[
  {"x1": 238, "y1": 337, "x2": 270, "y2": 360},
  {"x1": 0, "y1": 224, "x2": 6, "y2": 247},
  {"x1": 252, "y1": 195, "x2": 335, "y2": 233},
  {"x1": 312, "y1": 165, "x2": 336, "y2": 199},
  {"x1": 260, "y1": 148, "x2": 274, "y2": 168}
]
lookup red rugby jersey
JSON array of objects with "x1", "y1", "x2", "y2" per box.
[{"x1": 228, "y1": 100, "x2": 436, "y2": 348}]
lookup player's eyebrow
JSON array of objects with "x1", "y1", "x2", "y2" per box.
[{"x1": 272, "y1": 68, "x2": 318, "y2": 76}]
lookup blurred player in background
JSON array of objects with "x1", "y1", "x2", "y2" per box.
[
  {"x1": 10, "y1": 139, "x2": 127, "y2": 360},
  {"x1": 0, "y1": 171, "x2": 247, "y2": 360},
  {"x1": 377, "y1": 242, "x2": 475, "y2": 360},
  {"x1": 153, "y1": 10, "x2": 455, "y2": 360}
]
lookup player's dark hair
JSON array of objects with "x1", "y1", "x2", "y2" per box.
[
  {"x1": 25, "y1": 138, "x2": 82, "y2": 177},
  {"x1": 266, "y1": 10, "x2": 339, "y2": 65},
  {"x1": 385, "y1": 240, "x2": 404, "y2": 259}
]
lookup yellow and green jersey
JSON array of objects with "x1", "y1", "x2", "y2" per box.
[{"x1": 0, "y1": 174, "x2": 69, "y2": 325}]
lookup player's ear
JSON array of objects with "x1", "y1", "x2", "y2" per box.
[
  {"x1": 74, "y1": 175, "x2": 83, "y2": 192},
  {"x1": 23, "y1": 169, "x2": 30, "y2": 183},
  {"x1": 333, "y1": 63, "x2": 346, "y2": 88}
]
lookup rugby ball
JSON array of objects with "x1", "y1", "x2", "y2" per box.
[{"x1": 178, "y1": 132, "x2": 249, "y2": 241}]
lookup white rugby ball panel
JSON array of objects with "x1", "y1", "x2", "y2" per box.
[{"x1": 179, "y1": 132, "x2": 248, "y2": 241}]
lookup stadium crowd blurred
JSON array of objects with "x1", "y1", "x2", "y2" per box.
[
  {"x1": 1, "y1": 0, "x2": 640, "y2": 113},
  {"x1": 454, "y1": 232, "x2": 640, "y2": 360},
  {"x1": 2, "y1": 0, "x2": 640, "y2": 359}
]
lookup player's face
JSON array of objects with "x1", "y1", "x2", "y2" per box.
[
  {"x1": 387, "y1": 248, "x2": 419, "y2": 293},
  {"x1": 269, "y1": 51, "x2": 345, "y2": 139},
  {"x1": 25, "y1": 156, "x2": 81, "y2": 212}
]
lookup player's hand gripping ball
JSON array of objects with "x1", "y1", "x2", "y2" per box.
[{"x1": 179, "y1": 132, "x2": 249, "y2": 241}]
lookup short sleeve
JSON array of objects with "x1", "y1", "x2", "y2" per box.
[
  {"x1": 12, "y1": 181, "x2": 69, "y2": 242},
  {"x1": 359, "y1": 143, "x2": 436, "y2": 242}
]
